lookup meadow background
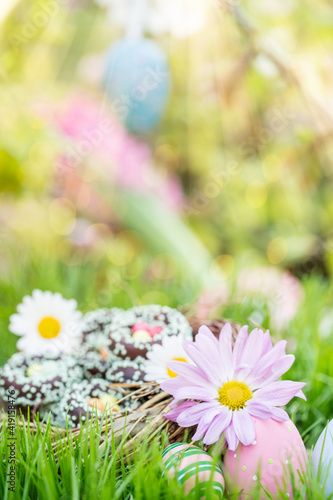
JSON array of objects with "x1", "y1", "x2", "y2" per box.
[{"x1": 1, "y1": 0, "x2": 333, "y2": 498}]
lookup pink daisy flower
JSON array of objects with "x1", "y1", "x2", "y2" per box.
[{"x1": 161, "y1": 324, "x2": 306, "y2": 451}]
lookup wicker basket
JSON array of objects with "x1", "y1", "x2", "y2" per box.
[
  {"x1": 48, "y1": 317, "x2": 241, "y2": 457},
  {"x1": 0, "y1": 318, "x2": 240, "y2": 457}
]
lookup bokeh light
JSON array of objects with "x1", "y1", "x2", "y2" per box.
[
  {"x1": 262, "y1": 154, "x2": 285, "y2": 182},
  {"x1": 107, "y1": 230, "x2": 142, "y2": 266},
  {"x1": 140, "y1": 291, "x2": 170, "y2": 306},
  {"x1": 154, "y1": 144, "x2": 180, "y2": 170},
  {"x1": 267, "y1": 237, "x2": 288, "y2": 265},
  {"x1": 246, "y1": 181, "x2": 268, "y2": 208},
  {"x1": 150, "y1": 253, "x2": 177, "y2": 280},
  {"x1": 210, "y1": 255, "x2": 235, "y2": 281},
  {"x1": 49, "y1": 198, "x2": 76, "y2": 236}
]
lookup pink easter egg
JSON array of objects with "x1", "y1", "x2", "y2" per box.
[
  {"x1": 162, "y1": 443, "x2": 224, "y2": 498},
  {"x1": 132, "y1": 322, "x2": 150, "y2": 333},
  {"x1": 223, "y1": 418, "x2": 307, "y2": 499}
]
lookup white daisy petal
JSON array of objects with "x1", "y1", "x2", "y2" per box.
[
  {"x1": 144, "y1": 333, "x2": 192, "y2": 383},
  {"x1": 9, "y1": 290, "x2": 82, "y2": 356}
]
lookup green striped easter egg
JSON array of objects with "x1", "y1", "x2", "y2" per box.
[{"x1": 162, "y1": 443, "x2": 224, "y2": 498}]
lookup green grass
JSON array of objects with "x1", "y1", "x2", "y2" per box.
[
  {"x1": 1, "y1": 254, "x2": 333, "y2": 498},
  {"x1": 0, "y1": 412, "x2": 330, "y2": 500},
  {"x1": 0, "y1": 251, "x2": 200, "y2": 366},
  {"x1": 0, "y1": 413, "x2": 190, "y2": 500}
]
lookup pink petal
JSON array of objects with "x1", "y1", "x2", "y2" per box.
[
  {"x1": 166, "y1": 360, "x2": 210, "y2": 386},
  {"x1": 203, "y1": 408, "x2": 232, "y2": 445},
  {"x1": 251, "y1": 340, "x2": 287, "y2": 380},
  {"x1": 163, "y1": 401, "x2": 198, "y2": 422},
  {"x1": 218, "y1": 323, "x2": 234, "y2": 378},
  {"x1": 175, "y1": 386, "x2": 217, "y2": 402},
  {"x1": 185, "y1": 334, "x2": 221, "y2": 374},
  {"x1": 232, "y1": 409, "x2": 256, "y2": 446},
  {"x1": 192, "y1": 419, "x2": 210, "y2": 441},
  {"x1": 249, "y1": 354, "x2": 295, "y2": 389},
  {"x1": 247, "y1": 401, "x2": 272, "y2": 420},
  {"x1": 240, "y1": 328, "x2": 265, "y2": 366},
  {"x1": 161, "y1": 376, "x2": 187, "y2": 395},
  {"x1": 261, "y1": 329, "x2": 273, "y2": 354},
  {"x1": 200, "y1": 404, "x2": 225, "y2": 425},
  {"x1": 169, "y1": 398, "x2": 181, "y2": 409},
  {"x1": 197, "y1": 325, "x2": 219, "y2": 344},
  {"x1": 296, "y1": 389, "x2": 307, "y2": 400},
  {"x1": 233, "y1": 365, "x2": 254, "y2": 382},
  {"x1": 177, "y1": 402, "x2": 219, "y2": 427},
  {"x1": 270, "y1": 406, "x2": 289, "y2": 421},
  {"x1": 225, "y1": 422, "x2": 239, "y2": 451},
  {"x1": 182, "y1": 342, "x2": 221, "y2": 386},
  {"x1": 232, "y1": 325, "x2": 248, "y2": 368},
  {"x1": 253, "y1": 380, "x2": 306, "y2": 406}
]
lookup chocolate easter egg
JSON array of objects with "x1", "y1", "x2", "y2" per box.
[
  {"x1": 312, "y1": 418, "x2": 333, "y2": 497},
  {"x1": 162, "y1": 443, "x2": 224, "y2": 498},
  {"x1": 223, "y1": 419, "x2": 307, "y2": 499}
]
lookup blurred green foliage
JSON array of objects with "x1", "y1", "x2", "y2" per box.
[
  {"x1": 1, "y1": 3, "x2": 333, "y2": 496},
  {"x1": 1, "y1": 0, "x2": 333, "y2": 281}
]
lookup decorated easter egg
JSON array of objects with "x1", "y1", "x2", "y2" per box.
[
  {"x1": 223, "y1": 418, "x2": 307, "y2": 499},
  {"x1": 131, "y1": 330, "x2": 152, "y2": 342},
  {"x1": 312, "y1": 418, "x2": 333, "y2": 497},
  {"x1": 88, "y1": 394, "x2": 121, "y2": 413},
  {"x1": 162, "y1": 443, "x2": 224, "y2": 498},
  {"x1": 104, "y1": 37, "x2": 170, "y2": 134}
]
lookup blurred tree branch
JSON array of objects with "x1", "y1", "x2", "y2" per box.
[{"x1": 220, "y1": 0, "x2": 333, "y2": 131}]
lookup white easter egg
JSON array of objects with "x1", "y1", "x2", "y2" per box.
[{"x1": 312, "y1": 418, "x2": 333, "y2": 497}]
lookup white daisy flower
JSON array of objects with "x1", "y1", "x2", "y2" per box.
[
  {"x1": 144, "y1": 334, "x2": 192, "y2": 384},
  {"x1": 9, "y1": 290, "x2": 82, "y2": 355}
]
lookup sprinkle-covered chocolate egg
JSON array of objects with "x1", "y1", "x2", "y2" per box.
[
  {"x1": 312, "y1": 418, "x2": 333, "y2": 497},
  {"x1": 47, "y1": 378, "x2": 138, "y2": 428},
  {"x1": 223, "y1": 418, "x2": 307, "y2": 499},
  {"x1": 106, "y1": 305, "x2": 192, "y2": 361},
  {"x1": 105, "y1": 359, "x2": 146, "y2": 384},
  {"x1": 0, "y1": 353, "x2": 83, "y2": 414},
  {"x1": 162, "y1": 443, "x2": 224, "y2": 498},
  {"x1": 77, "y1": 308, "x2": 124, "y2": 379}
]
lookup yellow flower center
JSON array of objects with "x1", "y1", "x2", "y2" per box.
[
  {"x1": 167, "y1": 357, "x2": 187, "y2": 378},
  {"x1": 218, "y1": 381, "x2": 252, "y2": 411},
  {"x1": 38, "y1": 317, "x2": 61, "y2": 339}
]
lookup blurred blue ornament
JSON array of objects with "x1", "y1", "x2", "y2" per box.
[
  {"x1": 312, "y1": 419, "x2": 333, "y2": 497},
  {"x1": 103, "y1": 37, "x2": 170, "y2": 134}
]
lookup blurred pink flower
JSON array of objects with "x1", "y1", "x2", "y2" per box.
[
  {"x1": 236, "y1": 267, "x2": 304, "y2": 331},
  {"x1": 196, "y1": 267, "x2": 303, "y2": 331},
  {"x1": 54, "y1": 95, "x2": 183, "y2": 210},
  {"x1": 196, "y1": 283, "x2": 229, "y2": 321}
]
